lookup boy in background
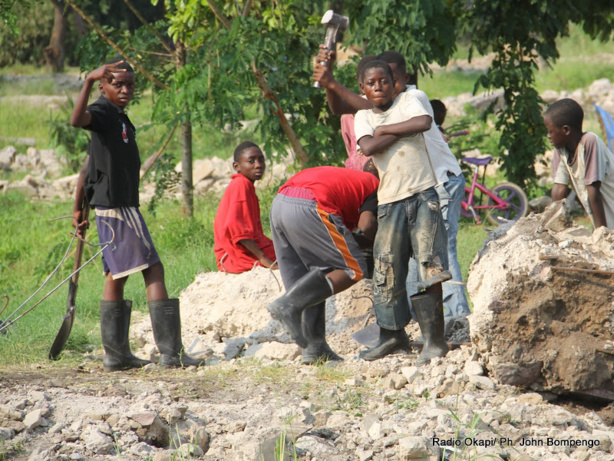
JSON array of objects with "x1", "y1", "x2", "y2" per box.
[
  {"x1": 71, "y1": 60, "x2": 204, "y2": 370},
  {"x1": 354, "y1": 61, "x2": 451, "y2": 365},
  {"x1": 430, "y1": 99, "x2": 447, "y2": 136},
  {"x1": 214, "y1": 141, "x2": 277, "y2": 273},
  {"x1": 266, "y1": 166, "x2": 378, "y2": 364},
  {"x1": 545, "y1": 98, "x2": 614, "y2": 229}
]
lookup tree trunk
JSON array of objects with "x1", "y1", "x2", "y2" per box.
[
  {"x1": 45, "y1": 0, "x2": 67, "y2": 73},
  {"x1": 176, "y1": 41, "x2": 194, "y2": 216}
]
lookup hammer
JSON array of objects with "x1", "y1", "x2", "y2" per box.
[{"x1": 314, "y1": 10, "x2": 349, "y2": 89}]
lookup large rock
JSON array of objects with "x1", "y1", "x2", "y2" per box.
[{"x1": 467, "y1": 201, "x2": 614, "y2": 397}]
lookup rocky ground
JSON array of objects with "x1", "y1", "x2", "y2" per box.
[{"x1": 2, "y1": 341, "x2": 614, "y2": 461}]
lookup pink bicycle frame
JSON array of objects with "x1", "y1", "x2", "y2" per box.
[{"x1": 461, "y1": 158, "x2": 511, "y2": 225}]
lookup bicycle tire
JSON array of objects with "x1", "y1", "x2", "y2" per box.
[{"x1": 485, "y1": 182, "x2": 529, "y2": 225}]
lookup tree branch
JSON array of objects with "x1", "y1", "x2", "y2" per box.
[
  {"x1": 251, "y1": 61, "x2": 309, "y2": 165},
  {"x1": 121, "y1": 0, "x2": 175, "y2": 57},
  {"x1": 204, "y1": 0, "x2": 231, "y2": 29},
  {"x1": 241, "y1": 0, "x2": 252, "y2": 17},
  {"x1": 65, "y1": 0, "x2": 169, "y2": 90},
  {"x1": 140, "y1": 123, "x2": 178, "y2": 180},
  {"x1": 203, "y1": 0, "x2": 308, "y2": 165}
]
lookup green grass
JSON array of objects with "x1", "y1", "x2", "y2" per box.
[
  {"x1": 0, "y1": 104, "x2": 60, "y2": 148},
  {"x1": 420, "y1": 70, "x2": 481, "y2": 99}
]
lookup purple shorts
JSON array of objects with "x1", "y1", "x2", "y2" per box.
[{"x1": 95, "y1": 207, "x2": 160, "y2": 280}]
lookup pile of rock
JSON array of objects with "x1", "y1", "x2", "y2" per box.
[{"x1": 468, "y1": 201, "x2": 614, "y2": 399}]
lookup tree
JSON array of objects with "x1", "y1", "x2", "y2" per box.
[
  {"x1": 345, "y1": 0, "x2": 456, "y2": 77},
  {"x1": 45, "y1": 0, "x2": 69, "y2": 72},
  {"x1": 155, "y1": 0, "x2": 343, "y2": 167},
  {"x1": 453, "y1": 0, "x2": 614, "y2": 189}
]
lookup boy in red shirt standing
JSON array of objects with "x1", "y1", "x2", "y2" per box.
[{"x1": 214, "y1": 141, "x2": 277, "y2": 273}]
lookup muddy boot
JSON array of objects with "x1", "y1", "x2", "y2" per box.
[
  {"x1": 267, "y1": 270, "x2": 333, "y2": 348},
  {"x1": 412, "y1": 290, "x2": 449, "y2": 366},
  {"x1": 149, "y1": 298, "x2": 205, "y2": 368},
  {"x1": 301, "y1": 302, "x2": 342, "y2": 365},
  {"x1": 358, "y1": 326, "x2": 411, "y2": 361},
  {"x1": 100, "y1": 300, "x2": 149, "y2": 372},
  {"x1": 121, "y1": 301, "x2": 150, "y2": 369}
]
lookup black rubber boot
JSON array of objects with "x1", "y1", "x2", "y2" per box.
[
  {"x1": 358, "y1": 326, "x2": 411, "y2": 361},
  {"x1": 122, "y1": 301, "x2": 151, "y2": 369},
  {"x1": 149, "y1": 298, "x2": 205, "y2": 368},
  {"x1": 411, "y1": 290, "x2": 449, "y2": 365},
  {"x1": 301, "y1": 302, "x2": 342, "y2": 365},
  {"x1": 267, "y1": 270, "x2": 333, "y2": 348},
  {"x1": 100, "y1": 300, "x2": 149, "y2": 372}
]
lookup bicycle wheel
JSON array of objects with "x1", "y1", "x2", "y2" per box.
[{"x1": 485, "y1": 182, "x2": 529, "y2": 225}]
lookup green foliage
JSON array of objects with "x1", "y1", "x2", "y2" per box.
[
  {"x1": 0, "y1": 0, "x2": 166, "y2": 67},
  {"x1": 451, "y1": 0, "x2": 614, "y2": 188},
  {"x1": 446, "y1": 106, "x2": 502, "y2": 161},
  {"x1": 47, "y1": 96, "x2": 90, "y2": 173},
  {"x1": 345, "y1": 0, "x2": 456, "y2": 75},
  {"x1": 0, "y1": 191, "x2": 219, "y2": 365},
  {"x1": 150, "y1": 1, "x2": 349, "y2": 166},
  {"x1": 146, "y1": 153, "x2": 180, "y2": 215},
  {"x1": 0, "y1": 0, "x2": 53, "y2": 66}
]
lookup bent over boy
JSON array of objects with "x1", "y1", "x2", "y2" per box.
[{"x1": 267, "y1": 166, "x2": 378, "y2": 364}]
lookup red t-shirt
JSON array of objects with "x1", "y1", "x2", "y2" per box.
[
  {"x1": 214, "y1": 174, "x2": 276, "y2": 273},
  {"x1": 278, "y1": 166, "x2": 379, "y2": 230}
]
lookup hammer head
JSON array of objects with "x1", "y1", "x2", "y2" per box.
[
  {"x1": 321, "y1": 10, "x2": 349, "y2": 30},
  {"x1": 314, "y1": 10, "x2": 349, "y2": 88}
]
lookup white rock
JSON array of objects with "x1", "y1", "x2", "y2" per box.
[
  {"x1": 397, "y1": 436, "x2": 440, "y2": 460},
  {"x1": 464, "y1": 361, "x2": 484, "y2": 376}
]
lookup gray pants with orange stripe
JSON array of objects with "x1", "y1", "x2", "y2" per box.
[{"x1": 270, "y1": 193, "x2": 367, "y2": 290}]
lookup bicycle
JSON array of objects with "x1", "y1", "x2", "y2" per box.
[{"x1": 460, "y1": 156, "x2": 528, "y2": 225}]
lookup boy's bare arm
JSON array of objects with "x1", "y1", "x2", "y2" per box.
[
  {"x1": 357, "y1": 134, "x2": 399, "y2": 157},
  {"x1": 587, "y1": 182, "x2": 608, "y2": 228},
  {"x1": 70, "y1": 62, "x2": 127, "y2": 127},
  {"x1": 313, "y1": 46, "x2": 372, "y2": 115},
  {"x1": 373, "y1": 115, "x2": 432, "y2": 138},
  {"x1": 551, "y1": 183, "x2": 571, "y2": 201},
  {"x1": 356, "y1": 210, "x2": 377, "y2": 243},
  {"x1": 239, "y1": 239, "x2": 278, "y2": 269}
]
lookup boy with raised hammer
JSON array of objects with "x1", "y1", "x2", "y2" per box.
[{"x1": 71, "y1": 60, "x2": 204, "y2": 370}]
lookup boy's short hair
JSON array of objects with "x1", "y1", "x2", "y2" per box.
[
  {"x1": 430, "y1": 99, "x2": 447, "y2": 126},
  {"x1": 233, "y1": 141, "x2": 260, "y2": 162},
  {"x1": 544, "y1": 98, "x2": 584, "y2": 131},
  {"x1": 356, "y1": 55, "x2": 377, "y2": 83},
  {"x1": 377, "y1": 51, "x2": 406, "y2": 75},
  {"x1": 379, "y1": 50, "x2": 419, "y2": 85},
  {"x1": 359, "y1": 60, "x2": 394, "y2": 82},
  {"x1": 105, "y1": 59, "x2": 134, "y2": 73}
]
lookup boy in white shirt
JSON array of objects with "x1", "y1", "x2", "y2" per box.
[{"x1": 354, "y1": 60, "x2": 451, "y2": 365}]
